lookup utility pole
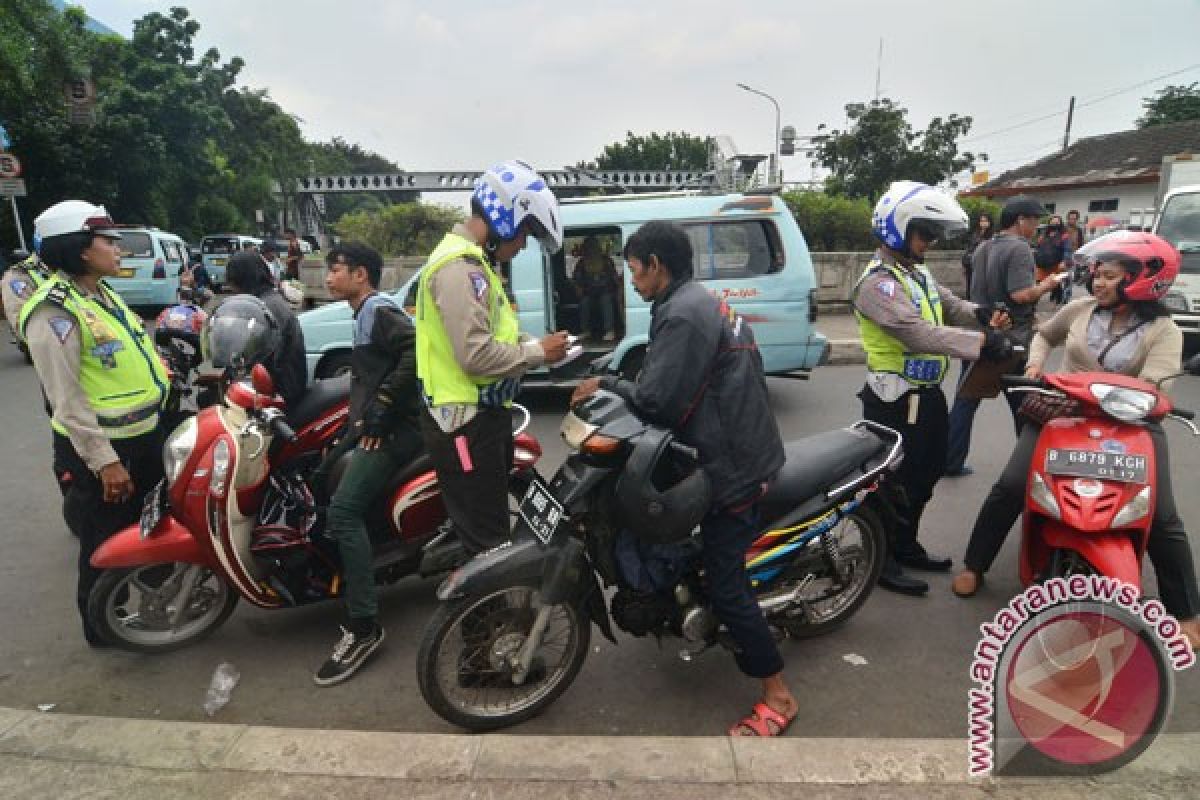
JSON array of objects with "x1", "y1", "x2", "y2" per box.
[
  {"x1": 874, "y1": 38, "x2": 883, "y2": 103},
  {"x1": 1062, "y1": 95, "x2": 1076, "y2": 152}
]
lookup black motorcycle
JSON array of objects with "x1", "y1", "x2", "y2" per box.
[{"x1": 415, "y1": 389, "x2": 905, "y2": 731}]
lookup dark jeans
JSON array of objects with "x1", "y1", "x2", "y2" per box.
[
  {"x1": 701, "y1": 504, "x2": 783, "y2": 679},
  {"x1": 963, "y1": 422, "x2": 1200, "y2": 619},
  {"x1": 325, "y1": 428, "x2": 422, "y2": 623},
  {"x1": 859, "y1": 384, "x2": 948, "y2": 558},
  {"x1": 55, "y1": 430, "x2": 163, "y2": 644},
  {"x1": 944, "y1": 361, "x2": 1023, "y2": 474},
  {"x1": 420, "y1": 409, "x2": 514, "y2": 556}
]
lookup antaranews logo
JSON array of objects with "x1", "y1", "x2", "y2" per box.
[{"x1": 967, "y1": 574, "x2": 1194, "y2": 777}]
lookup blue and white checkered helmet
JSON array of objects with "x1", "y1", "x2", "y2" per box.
[
  {"x1": 872, "y1": 180, "x2": 968, "y2": 253},
  {"x1": 472, "y1": 160, "x2": 563, "y2": 254}
]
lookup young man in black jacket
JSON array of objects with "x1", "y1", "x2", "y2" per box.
[
  {"x1": 314, "y1": 242, "x2": 421, "y2": 685},
  {"x1": 572, "y1": 221, "x2": 797, "y2": 737}
]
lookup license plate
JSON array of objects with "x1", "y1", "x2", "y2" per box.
[
  {"x1": 139, "y1": 479, "x2": 168, "y2": 538},
  {"x1": 516, "y1": 473, "x2": 565, "y2": 546},
  {"x1": 211, "y1": 257, "x2": 227, "y2": 266},
  {"x1": 1045, "y1": 448, "x2": 1147, "y2": 483},
  {"x1": 118, "y1": 267, "x2": 136, "y2": 278}
]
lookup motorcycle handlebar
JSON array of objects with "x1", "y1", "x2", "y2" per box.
[
  {"x1": 670, "y1": 441, "x2": 699, "y2": 462},
  {"x1": 1172, "y1": 408, "x2": 1196, "y2": 421},
  {"x1": 1000, "y1": 375, "x2": 1043, "y2": 389},
  {"x1": 269, "y1": 413, "x2": 297, "y2": 443}
]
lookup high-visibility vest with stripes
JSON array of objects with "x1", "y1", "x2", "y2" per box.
[{"x1": 852, "y1": 258, "x2": 948, "y2": 386}]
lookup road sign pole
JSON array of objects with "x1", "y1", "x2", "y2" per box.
[{"x1": 10, "y1": 195, "x2": 27, "y2": 252}]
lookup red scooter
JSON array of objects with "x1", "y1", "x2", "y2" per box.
[
  {"x1": 87, "y1": 365, "x2": 543, "y2": 652},
  {"x1": 1003, "y1": 364, "x2": 1199, "y2": 586}
]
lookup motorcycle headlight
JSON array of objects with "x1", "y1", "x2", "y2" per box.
[
  {"x1": 1112, "y1": 486, "x2": 1152, "y2": 528},
  {"x1": 1030, "y1": 471, "x2": 1061, "y2": 519},
  {"x1": 1163, "y1": 292, "x2": 1189, "y2": 313},
  {"x1": 210, "y1": 437, "x2": 231, "y2": 497},
  {"x1": 1090, "y1": 383, "x2": 1157, "y2": 422},
  {"x1": 163, "y1": 415, "x2": 198, "y2": 487}
]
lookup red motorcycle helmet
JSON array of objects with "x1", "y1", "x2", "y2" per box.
[
  {"x1": 155, "y1": 302, "x2": 208, "y2": 336},
  {"x1": 1075, "y1": 230, "x2": 1180, "y2": 302}
]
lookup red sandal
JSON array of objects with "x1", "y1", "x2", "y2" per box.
[{"x1": 728, "y1": 701, "x2": 795, "y2": 737}]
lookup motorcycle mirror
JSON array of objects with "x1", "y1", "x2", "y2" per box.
[{"x1": 250, "y1": 364, "x2": 275, "y2": 397}]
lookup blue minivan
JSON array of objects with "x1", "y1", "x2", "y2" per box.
[
  {"x1": 105, "y1": 227, "x2": 188, "y2": 308},
  {"x1": 299, "y1": 190, "x2": 828, "y2": 382}
]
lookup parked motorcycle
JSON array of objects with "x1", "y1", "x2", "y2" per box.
[
  {"x1": 86, "y1": 364, "x2": 543, "y2": 652},
  {"x1": 414, "y1": 388, "x2": 904, "y2": 731}
]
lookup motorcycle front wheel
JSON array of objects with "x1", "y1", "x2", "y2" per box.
[
  {"x1": 416, "y1": 582, "x2": 590, "y2": 731},
  {"x1": 87, "y1": 563, "x2": 238, "y2": 653}
]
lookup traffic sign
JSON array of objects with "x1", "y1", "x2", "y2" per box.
[
  {"x1": 0, "y1": 178, "x2": 27, "y2": 197},
  {"x1": 0, "y1": 153, "x2": 21, "y2": 179}
]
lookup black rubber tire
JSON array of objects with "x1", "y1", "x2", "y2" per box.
[
  {"x1": 780, "y1": 505, "x2": 887, "y2": 639},
  {"x1": 87, "y1": 565, "x2": 238, "y2": 654},
  {"x1": 315, "y1": 350, "x2": 353, "y2": 380},
  {"x1": 416, "y1": 583, "x2": 591, "y2": 732}
]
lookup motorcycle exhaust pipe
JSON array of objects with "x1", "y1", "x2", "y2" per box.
[{"x1": 757, "y1": 576, "x2": 812, "y2": 614}]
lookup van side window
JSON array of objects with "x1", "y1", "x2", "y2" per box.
[
  {"x1": 684, "y1": 220, "x2": 784, "y2": 280},
  {"x1": 164, "y1": 240, "x2": 184, "y2": 264}
]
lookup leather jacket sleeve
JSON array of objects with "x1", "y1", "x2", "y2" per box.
[{"x1": 371, "y1": 305, "x2": 418, "y2": 417}]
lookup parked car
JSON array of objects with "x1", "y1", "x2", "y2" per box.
[
  {"x1": 105, "y1": 226, "x2": 188, "y2": 308},
  {"x1": 298, "y1": 190, "x2": 828, "y2": 383},
  {"x1": 200, "y1": 233, "x2": 263, "y2": 287}
]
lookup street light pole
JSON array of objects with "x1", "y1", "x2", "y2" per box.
[{"x1": 737, "y1": 82, "x2": 781, "y2": 184}]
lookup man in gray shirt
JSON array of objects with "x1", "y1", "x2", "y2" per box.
[{"x1": 945, "y1": 196, "x2": 1065, "y2": 475}]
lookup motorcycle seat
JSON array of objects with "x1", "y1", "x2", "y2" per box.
[
  {"x1": 287, "y1": 374, "x2": 352, "y2": 430},
  {"x1": 760, "y1": 427, "x2": 889, "y2": 518}
]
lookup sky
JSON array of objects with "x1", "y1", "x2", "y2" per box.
[{"x1": 75, "y1": 0, "x2": 1200, "y2": 189}]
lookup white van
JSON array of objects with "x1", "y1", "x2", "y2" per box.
[{"x1": 200, "y1": 233, "x2": 263, "y2": 287}]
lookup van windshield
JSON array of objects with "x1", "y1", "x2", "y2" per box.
[
  {"x1": 1157, "y1": 192, "x2": 1200, "y2": 274},
  {"x1": 203, "y1": 237, "x2": 239, "y2": 255},
  {"x1": 117, "y1": 232, "x2": 153, "y2": 259}
]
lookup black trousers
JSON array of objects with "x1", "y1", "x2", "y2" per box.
[
  {"x1": 54, "y1": 430, "x2": 163, "y2": 643},
  {"x1": 420, "y1": 409, "x2": 514, "y2": 556},
  {"x1": 701, "y1": 503, "x2": 784, "y2": 679},
  {"x1": 859, "y1": 384, "x2": 949, "y2": 558},
  {"x1": 963, "y1": 422, "x2": 1200, "y2": 619}
]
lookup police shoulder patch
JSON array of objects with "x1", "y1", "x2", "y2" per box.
[
  {"x1": 47, "y1": 316, "x2": 76, "y2": 344},
  {"x1": 467, "y1": 271, "x2": 489, "y2": 303},
  {"x1": 876, "y1": 278, "x2": 897, "y2": 298},
  {"x1": 8, "y1": 277, "x2": 30, "y2": 298}
]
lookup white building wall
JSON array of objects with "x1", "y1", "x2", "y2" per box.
[{"x1": 1024, "y1": 184, "x2": 1159, "y2": 229}]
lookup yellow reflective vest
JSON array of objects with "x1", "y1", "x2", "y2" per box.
[{"x1": 852, "y1": 258, "x2": 949, "y2": 386}]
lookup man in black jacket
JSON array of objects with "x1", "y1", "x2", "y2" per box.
[
  {"x1": 314, "y1": 242, "x2": 421, "y2": 686},
  {"x1": 572, "y1": 221, "x2": 797, "y2": 737},
  {"x1": 224, "y1": 252, "x2": 307, "y2": 409}
]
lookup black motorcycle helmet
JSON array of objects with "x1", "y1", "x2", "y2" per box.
[
  {"x1": 201, "y1": 294, "x2": 281, "y2": 376},
  {"x1": 614, "y1": 426, "x2": 711, "y2": 544}
]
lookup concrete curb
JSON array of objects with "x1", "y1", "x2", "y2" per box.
[
  {"x1": 1, "y1": 707, "x2": 1197, "y2": 785},
  {"x1": 825, "y1": 338, "x2": 866, "y2": 366}
]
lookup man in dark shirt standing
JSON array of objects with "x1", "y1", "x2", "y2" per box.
[
  {"x1": 224, "y1": 252, "x2": 307, "y2": 409},
  {"x1": 944, "y1": 196, "x2": 1065, "y2": 476}
]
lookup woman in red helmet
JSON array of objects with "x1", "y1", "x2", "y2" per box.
[{"x1": 952, "y1": 231, "x2": 1200, "y2": 647}]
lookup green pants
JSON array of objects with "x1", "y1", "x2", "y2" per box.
[{"x1": 325, "y1": 431, "x2": 421, "y2": 622}]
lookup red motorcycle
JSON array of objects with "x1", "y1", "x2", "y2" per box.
[
  {"x1": 1003, "y1": 365, "x2": 1199, "y2": 586},
  {"x1": 86, "y1": 365, "x2": 543, "y2": 652}
]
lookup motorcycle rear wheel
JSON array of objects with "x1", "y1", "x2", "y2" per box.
[
  {"x1": 417, "y1": 582, "x2": 590, "y2": 731},
  {"x1": 778, "y1": 506, "x2": 886, "y2": 639},
  {"x1": 87, "y1": 563, "x2": 238, "y2": 653}
]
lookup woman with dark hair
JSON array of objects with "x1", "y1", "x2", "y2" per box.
[
  {"x1": 18, "y1": 201, "x2": 168, "y2": 646},
  {"x1": 961, "y1": 211, "x2": 993, "y2": 296},
  {"x1": 951, "y1": 231, "x2": 1200, "y2": 648}
]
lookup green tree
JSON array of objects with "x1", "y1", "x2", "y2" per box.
[
  {"x1": 812, "y1": 98, "x2": 982, "y2": 200},
  {"x1": 580, "y1": 131, "x2": 713, "y2": 171},
  {"x1": 1137, "y1": 82, "x2": 1200, "y2": 128},
  {"x1": 781, "y1": 191, "x2": 874, "y2": 251},
  {"x1": 333, "y1": 202, "x2": 463, "y2": 256}
]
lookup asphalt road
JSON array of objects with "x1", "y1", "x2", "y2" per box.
[{"x1": 1, "y1": 333, "x2": 1198, "y2": 739}]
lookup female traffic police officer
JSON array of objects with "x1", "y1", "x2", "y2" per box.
[
  {"x1": 415, "y1": 161, "x2": 568, "y2": 556},
  {"x1": 20, "y1": 201, "x2": 168, "y2": 645},
  {"x1": 853, "y1": 181, "x2": 1014, "y2": 596}
]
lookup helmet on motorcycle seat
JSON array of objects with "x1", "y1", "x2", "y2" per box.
[
  {"x1": 471, "y1": 160, "x2": 564, "y2": 254},
  {"x1": 614, "y1": 426, "x2": 711, "y2": 544},
  {"x1": 1075, "y1": 230, "x2": 1180, "y2": 302},
  {"x1": 201, "y1": 294, "x2": 281, "y2": 376},
  {"x1": 872, "y1": 181, "x2": 969, "y2": 259}
]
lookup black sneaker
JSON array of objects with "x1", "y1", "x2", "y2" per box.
[{"x1": 314, "y1": 624, "x2": 385, "y2": 686}]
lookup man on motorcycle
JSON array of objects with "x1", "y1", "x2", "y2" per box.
[
  {"x1": 572, "y1": 220, "x2": 798, "y2": 737},
  {"x1": 314, "y1": 242, "x2": 422, "y2": 685},
  {"x1": 854, "y1": 181, "x2": 1014, "y2": 596}
]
